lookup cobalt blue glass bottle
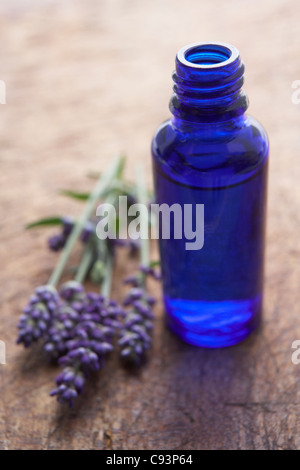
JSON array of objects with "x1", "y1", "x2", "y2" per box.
[{"x1": 151, "y1": 43, "x2": 269, "y2": 348}]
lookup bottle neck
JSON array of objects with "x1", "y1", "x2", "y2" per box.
[{"x1": 169, "y1": 43, "x2": 249, "y2": 124}]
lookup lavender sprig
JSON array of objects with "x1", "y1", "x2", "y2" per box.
[
  {"x1": 50, "y1": 209, "x2": 123, "y2": 407},
  {"x1": 17, "y1": 157, "x2": 124, "y2": 350},
  {"x1": 118, "y1": 165, "x2": 160, "y2": 364}
]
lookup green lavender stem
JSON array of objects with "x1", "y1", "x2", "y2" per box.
[
  {"x1": 75, "y1": 237, "x2": 113, "y2": 297},
  {"x1": 99, "y1": 192, "x2": 118, "y2": 297},
  {"x1": 135, "y1": 165, "x2": 149, "y2": 269},
  {"x1": 48, "y1": 156, "x2": 124, "y2": 287},
  {"x1": 101, "y1": 248, "x2": 113, "y2": 298},
  {"x1": 74, "y1": 245, "x2": 94, "y2": 284}
]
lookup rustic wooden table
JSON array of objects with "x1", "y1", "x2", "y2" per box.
[{"x1": 0, "y1": 0, "x2": 299, "y2": 450}]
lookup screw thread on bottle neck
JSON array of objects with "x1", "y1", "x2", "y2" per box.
[{"x1": 170, "y1": 42, "x2": 249, "y2": 123}]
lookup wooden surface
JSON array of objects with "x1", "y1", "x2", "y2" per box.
[{"x1": 0, "y1": 0, "x2": 300, "y2": 450}]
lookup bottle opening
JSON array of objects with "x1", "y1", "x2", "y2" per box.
[
  {"x1": 185, "y1": 44, "x2": 231, "y2": 66},
  {"x1": 177, "y1": 42, "x2": 239, "y2": 70}
]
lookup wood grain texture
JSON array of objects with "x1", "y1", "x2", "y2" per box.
[{"x1": 0, "y1": 0, "x2": 300, "y2": 450}]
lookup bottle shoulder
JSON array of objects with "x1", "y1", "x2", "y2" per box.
[{"x1": 151, "y1": 116, "x2": 269, "y2": 188}]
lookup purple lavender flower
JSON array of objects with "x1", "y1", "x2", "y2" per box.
[
  {"x1": 61, "y1": 216, "x2": 74, "y2": 237},
  {"x1": 59, "y1": 280, "x2": 85, "y2": 306},
  {"x1": 48, "y1": 216, "x2": 74, "y2": 252},
  {"x1": 118, "y1": 278, "x2": 156, "y2": 364},
  {"x1": 127, "y1": 194, "x2": 137, "y2": 207},
  {"x1": 139, "y1": 265, "x2": 161, "y2": 281},
  {"x1": 17, "y1": 285, "x2": 61, "y2": 348},
  {"x1": 48, "y1": 234, "x2": 66, "y2": 252},
  {"x1": 80, "y1": 220, "x2": 96, "y2": 244},
  {"x1": 123, "y1": 264, "x2": 161, "y2": 287},
  {"x1": 43, "y1": 281, "x2": 86, "y2": 359},
  {"x1": 128, "y1": 239, "x2": 140, "y2": 256},
  {"x1": 79, "y1": 293, "x2": 124, "y2": 332},
  {"x1": 43, "y1": 304, "x2": 81, "y2": 360},
  {"x1": 48, "y1": 217, "x2": 97, "y2": 252},
  {"x1": 123, "y1": 275, "x2": 140, "y2": 287},
  {"x1": 50, "y1": 367, "x2": 86, "y2": 407},
  {"x1": 50, "y1": 293, "x2": 123, "y2": 406}
]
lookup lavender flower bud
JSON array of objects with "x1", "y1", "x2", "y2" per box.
[
  {"x1": 50, "y1": 367, "x2": 85, "y2": 407},
  {"x1": 139, "y1": 265, "x2": 161, "y2": 281},
  {"x1": 123, "y1": 275, "x2": 140, "y2": 286},
  {"x1": 47, "y1": 217, "x2": 74, "y2": 252},
  {"x1": 119, "y1": 283, "x2": 155, "y2": 365},
  {"x1": 17, "y1": 285, "x2": 60, "y2": 348},
  {"x1": 61, "y1": 216, "x2": 74, "y2": 237},
  {"x1": 59, "y1": 281, "x2": 85, "y2": 304},
  {"x1": 43, "y1": 304, "x2": 81, "y2": 360},
  {"x1": 80, "y1": 220, "x2": 95, "y2": 244},
  {"x1": 48, "y1": 234, "x2": 66, "y2": 252}
]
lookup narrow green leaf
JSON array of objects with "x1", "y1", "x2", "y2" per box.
[
  {"x1": 25, "y1": 216, "x2": 63, "y2": 229},
  {"x1": 60, "y1": 190, "x2": 90, "y2": 201},
  {"x1": 149, "y1": 260, "x2": 160, "y2": 268}
]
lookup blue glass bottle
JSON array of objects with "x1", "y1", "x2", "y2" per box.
[{"x1": 151, "y1": 43, "x2": 269, "y2": 348}]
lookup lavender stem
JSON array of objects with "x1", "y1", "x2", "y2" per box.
[
  {"x1": 74, "y1": 245, "x2": 94, "y2": 284},
  {"x1": 101, "y1": 248, "x2": 113, "y2": 298},
  {"x1": 48, "y1": 156, "x2": 124, "y2": 287},
  {"x1": 135, "y1": 165, "x2": 149, "y2": 271}
]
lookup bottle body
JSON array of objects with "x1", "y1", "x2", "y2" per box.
[{"x1": 151, "y1": 43, "x2": 269, "y2": 348}]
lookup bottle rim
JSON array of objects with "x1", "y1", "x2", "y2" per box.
[{"x1": 177, "y1": 42, "x2": 240, "y2": 70}]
